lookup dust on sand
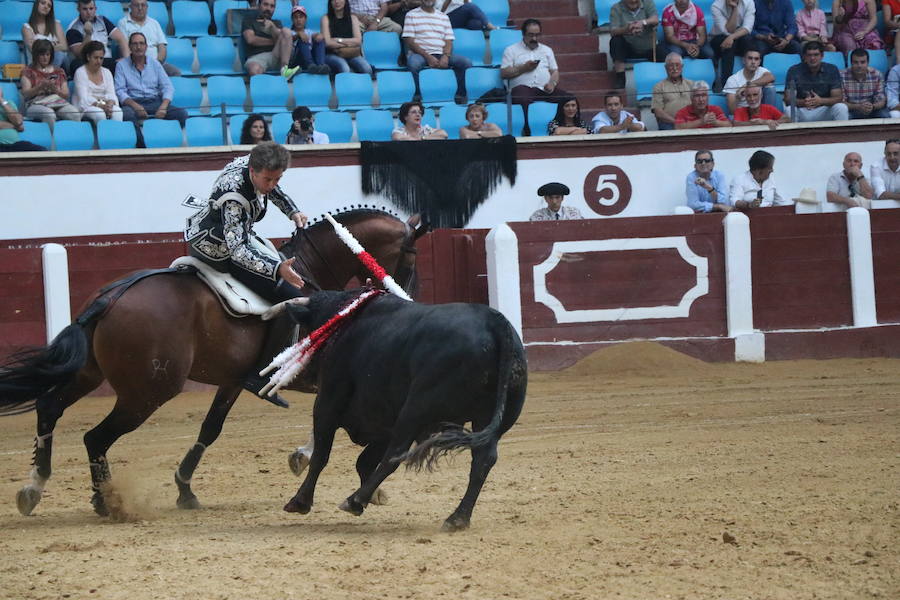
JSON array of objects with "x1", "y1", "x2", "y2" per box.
[{"x1": 0, "y1": 342, "x2": 897, "y2": 600}]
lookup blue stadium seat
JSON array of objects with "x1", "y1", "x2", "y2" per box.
[
  {"x1": 212, "y1": 0, "x2": 243, "y2": 36},
  {"x1": 229, "y1": 113, "x2": 249, "y2": 144},
  {"x1": 693, "y1": 0, "x2": 714, "y2": 20},
  {"x1": 526, "y1": 101, "x2": 557, "y2": 137},
  {"x1": 170, "y1": 76, "x2": 204, "y2": 115},
  {"x1": 682, "y1": 58, "x2": 715, "y2": 87},
  {"x1": 313, "y1": 110, "x2": 353, "y2": 143},
  {"x1": 857, "y1": 49, "x2": 890, "y2": 75},
  {"x1": 453, "y1": 29, "x2": 487, "y2": 67},
  {"x1": 488, "y1": 28, "x2": 520, "y2": 66},
  {"x1": 472, "y1": 0, "x2": 509, "y2": 27},
  {"x1": 55, "y1": 3, "x2": 78, "y2": 29},
  {"x1": 250, "y1": 74, "x2": 290, "y2": 113},
  {"x1": 142, "y1": 119, "x2": 184, "y2": 148},
  {"x1": 166, "y1": 37, "x2": 196, "y2": 75},
  {"x1": 376, "y1": 70, "x2": 415, "y2": 108},
  {"x1": 0, "y1": 2, "x2": 32, "y2": 42},
  {"x1": 305, "y1": 0, "x2": 328, "y2": 31},
  {"x1": 97, "y1": 120, "x2": 137, "y2": 149},
  {"x1": 293, "y1": 73, "x2": 333, "y2": 111},
  {"x1": 486, "y1": 102, "x2": 523, "y2": 135},
  {"x1": 595, "y1": 0, "x2": 618, "y2": 27},
  {"x1": 185, "y1": 116, "x2": 226, "y2": 146},
  {"x1": 634, "y1": 62, "x2": 666, "y2": 100},
  {"x1": 335, "y1": 72, "x2": 374, "y2": 109},
  {"x1": 354, "y1": 109, "x2": 394, "y2": 141},
  {"x1": 0, "y1": 82, "x2": 21, "y2": 107},
  {"x1": 419, "y1": 69, "x2": 457, "y2": 105},
  {"x1": 762, "y1": 53, "x2": 801, "y2": 91},
  {"x1": 465, "y1": 67, "x2": 502, "y2": 103},
  {"x1": 53, "y1": 121, "x2": 95, "y2": 151},
  {"x1": 422, "y1": 107, "x2": 437, "y2": 129},
  {"x1": 437, "y1": 104, "x2": 467, "y2": 139},
  {"x1": 271, "y1": 111, "x2": 293, "y2": 142},
  {"x1": 272, "y1": 1, "x2": 291, "y2": 26},
  {"x1": 0, "y1": 41, "x2": 22, "y2": 66},
  {"x1": 172, "y1": 0, "x2": 212, "y2": 37},
  {"x1": 824, "y1": 51, "x2": 846, "y2": 70},
  {"x1": 207, "y1": 75, "x2": 247, "y2": 114},
  {"x1": 196, "y1": 36, "x2": 238, "y2": 74},
  {"x1": 96, "y1": 1, "x2": 124, "y2": 20},
  {"x1": 707, "y1": 92, "x2": 730, "y2": 116},
  {"x1": 362, "y1": 31, "x2": 402, "y2": 70},
  {"x1": 20, "y1": 121, "x2": 52, "y2": 149},
  {"x1": 147, "y1": 2, "x2": 170, "y2": 32}
]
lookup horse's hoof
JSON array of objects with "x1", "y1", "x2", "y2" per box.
[
  {"x1": 288, "y1": 449, "x2": 310, "y2": 477},
  {"x1": 338, "y1": 497, "x2": 364, "y2": 516},
  {"x1": 176, "y1": 494, "x2": 201, "y2": 510},
  {"x1": 16, "y1": 486, "x2": 42, "y2": 516},
  {"x1": 441, "y1": 515, "x2": 470, "y2": 532},
  {"x1": 283, "y1": 497, "x2": 310, "y2": 514},
  {"x1": 90, "y1": 493, "x2": 109, "y2": 517},
  {"x1": 370, "y1": 487, "x2": 389, "y2": 506}
]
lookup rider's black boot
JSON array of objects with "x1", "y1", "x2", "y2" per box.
[{"x1": 243, "y1": 312, "x2": 295, "y2": 408}]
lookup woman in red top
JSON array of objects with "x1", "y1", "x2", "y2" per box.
[{"x1": 20, "y1": 39, "x2": 81, "y2": 127}]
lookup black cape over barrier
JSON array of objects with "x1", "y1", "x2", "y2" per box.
[{"x1": 360, "y1": 135, "x2": 517, "y2": 228}]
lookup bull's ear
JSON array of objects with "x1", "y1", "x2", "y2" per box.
[
  {"x1": 285, "y1": 302, "x2": 313, "y2": 325},
  {"x1": 261, "y1": 297, "x2": 310, "y2": 321}
]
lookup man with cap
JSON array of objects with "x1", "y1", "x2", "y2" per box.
[{"x1": 529, "y1": 182, "x2": 584, "y2": 221}]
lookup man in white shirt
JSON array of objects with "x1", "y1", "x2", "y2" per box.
[
  {"x1": 710, "y1": 0, "x2": 755, "y2": 90},
  {"x1": 871, "y1": 139, "x2": 900, "y2": 200},
  {"x1": 826, "y1": 152, "x2": 875, "y2": 209},
  {"x1": 500, "y1": 19, "x2": 570, "y2": 124},
  {"x1": 402, "y1": 0, "x2": 471, "y2": 103},
  {"x1": 722, "y1": 48, "x2": 775, "y2": 113},
  {"x1": 117, "y1": 0, "x2": 180, "y2": 76},
  {"x1": 591, "y1": 92, "x2": 646, "y2": 133},
  {"x1": 729, "y1": 149, "x2": 788, "y2": 209}
]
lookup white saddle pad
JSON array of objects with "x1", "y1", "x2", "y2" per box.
[{"x1": 170, "y1": 256, "x2": 272, "y2": 318}]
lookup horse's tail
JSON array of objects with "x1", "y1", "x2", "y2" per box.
[
  {"x1": 0, "y1": 323, "x2": 90, "y2": 416},
  {"x1": 401, "y1": 311, "x2": 517, "y2": 472}
]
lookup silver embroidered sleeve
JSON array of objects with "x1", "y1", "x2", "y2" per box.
[
  {"x1": 221, "y1": 200, "x2": 279, "y2": 279},
  {"x1": 269, "y1": 185, "x2": 300, "y2": 217}
]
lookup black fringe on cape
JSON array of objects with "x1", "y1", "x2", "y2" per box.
[{"x1": 360, "y1": 135, "x2": 517, "y2": 228}]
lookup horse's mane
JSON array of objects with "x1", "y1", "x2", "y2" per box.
[{"x1": 305, "y1": 206, "x2": 404, "y2": 233}]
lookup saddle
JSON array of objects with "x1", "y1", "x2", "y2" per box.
[{"x1": 170, "y1": 256, "x2": 277, "y2": 319}]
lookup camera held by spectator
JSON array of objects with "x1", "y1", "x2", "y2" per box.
[{"x1": 285, "y1": 105, "x2": 330, "y2": 144}]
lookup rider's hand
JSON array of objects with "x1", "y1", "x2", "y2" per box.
[
  {"x1": 291, "y1": 212, "x2": 308, "y2": 228},
  {"x1": 278, "y1": 258, "x2": 305, "y2": 289}
]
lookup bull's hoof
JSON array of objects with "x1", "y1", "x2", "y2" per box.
[
  {"x1": 90, "y1": 492, "x2": 109, "y2": 517},
  {"x1": 338, "y1": 497, "x2": 364, "y2": 516},
  {"x1": 288, "y1": 449, "x2": 310, "y2": 477},
  {"x1": 370, "y1": 487, "x2": 389, "y2": 506},
  {"x1": 441, "y1": 515, "x2": 470, "y2": 532},
  {"x1": 283, "y1": 497, "x2": 310, "y2": 514},
  {"x1": 16, "y1": 486, "x2": 42, "y2": 516},
  {"x1": 176, "y1": 493, "x2": 201, "y2": 510}
]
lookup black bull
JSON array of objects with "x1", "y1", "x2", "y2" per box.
[{"x1": 278, "y1": 290, "x2": 527, "y2": 531}]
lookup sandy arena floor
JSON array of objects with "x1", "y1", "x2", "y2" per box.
[{"x1": 0, "y1": 342, "x2": 897, "y2": 600}]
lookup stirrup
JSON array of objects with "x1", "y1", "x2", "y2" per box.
[{"x1": 243, "y1": 374, "x2": 289, "y2": 408}]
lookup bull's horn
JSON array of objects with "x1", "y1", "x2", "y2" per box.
[{"x1": 261, "y1": 297, "x2": 310, "y2": 321}]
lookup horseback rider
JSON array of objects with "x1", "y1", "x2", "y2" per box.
[{"x1": 185, "y1": 141, "x2": 307, "y2": 407}]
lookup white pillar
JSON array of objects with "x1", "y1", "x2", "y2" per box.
[
  {"x1": 41, "y1": 243, "x2": 71, "y2": 343},
  {"x1": 673, "y1": 205, "x2": 694, "y2": 215},
  {"x1": 486, "y1": 223, "x2": 522, "y2": 339},
  {"x1": 724, "y1": 212, "x2": 764, "y2": 361},
  {"x1": 846, "y1": 207, "x2": 877, "y2": 327}
]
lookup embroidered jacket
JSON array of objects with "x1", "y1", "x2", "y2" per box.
[
  {"x1": 185, "y1": 155, "x2": 299, "y2": 281},
  {"x1": 528, "y1": 206, "x2": 584, "y2": 221}
]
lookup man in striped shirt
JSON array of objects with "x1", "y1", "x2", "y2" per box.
[{"x1": 402, "y1": 0, "x2": 472, "y2": 103}]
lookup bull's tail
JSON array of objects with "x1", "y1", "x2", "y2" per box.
[
  {"x1": 401, "y1": 312, "x2": 517, "y2": 472},
  {"x1": 0, "y1": 323, "x2": 89, "y2": 416}
]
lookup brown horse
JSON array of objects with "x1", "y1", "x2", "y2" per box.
[{"x1": 0, "y1": 208, "x2": 426, "y2": 517}]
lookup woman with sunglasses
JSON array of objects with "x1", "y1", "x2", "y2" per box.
[{"x1": 685, "y1": 150, "x2": 731, "y2": 213}]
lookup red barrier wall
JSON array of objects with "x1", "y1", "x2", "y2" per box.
[{"x1": 871, "y1": 209, "x2": 900, "y2": 324}]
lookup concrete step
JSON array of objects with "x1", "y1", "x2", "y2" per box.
[
  {"x1": 556, "y1": 52, "x2": 607, "y2": 71},
  {"x1": 541, "y1": 33, "x2": 599, "y2": 53},
  {"x1": 560, "y1": 70, "x2": 614, "y2": 91},
  {"x1": 507, "y1": 15, "x2": 590, "y2": 34},
  {"x1": 509, "y1": 0, "x2": 579, "y2": 19}
]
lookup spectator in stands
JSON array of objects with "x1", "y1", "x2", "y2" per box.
[
  {"x1": 74, "y1": 40, "x2": 123, "y2": 123},
  {"x1": 350, "y1": 0, "x2": 403, "y2": 34},
  {"x1": 710, "y1": 0, "x2": 755, "y2": 90},
  {"x1": 240, "y1": 113, "x2": 273, "y2": 144},
  {"x1": 732, "y1": 83, "x2": 790, "y2": 126},
  {"x1": 386, "y1": 0, "x2": 423, "y2": 30},
  {"x1": 403, "y1": 0, "x2": 471, "y2": 104},
  {"x1": 321, "y1": 0, "x2": 373, "y2": 74},
  {"x1": 723, "y1": 48, "x2": 776, "y2": 113},
  {"x1": 283, "y1": 5, "x2": 330, "y2": 78},
  {"x1": 117, "y1": 0, "x2": 180, "y2": 77},
  {"x1": 686, "y1": 150, "x2": 732, "y2": 212},
  {"x1": 609, "y1": 0, "x2": 662, "y2": 90},
  {"x1": 795, "y1": 0, "x2": 836, "y2": 52},
  {"x1": 391, "y1": 100, "x2": 448, "y2": 139},
  {"x1": 729, "y1": 149, "x2": 787, "y2": 208},
  {"x1": 785, "y1": 40, "x2": 849, "y2": 121},
  {"x1": 750, "y1": 0, "x2": 800, "y2": 57},
  {"x1": 662, "y1": 0, "x2": 714, "y2": 60},
  {"x1": 0, "y1": 88, "x2": 47, "y2": 152},
  {"x1": 243, "y1": 0, "x2": 294, "y2": 76},
  {"x1": 459, "y1": 103, "x2": 502, "y2": 138},
  {"x1": 592, "y1": 92, "x2": 646, "y2": 133},
  {"x1": 826, "y1": 151, "x2": 875, "y2": 207},
  {"x1": 22, "y1": 0, "x2": 69, "y2": 68},
  {"x1": 285, "y1": 106, "x2": 330, "y2": 143},
  {"x1": 501, "y1": 19, "x2": 571, "y2": 115},
  {"x1": 66, "y1": 0, "x2": 129, "y2": 75},
  {"x1": 21, "y1": 39, "x2": 82, "y2": 128},
  {"x1": 548, "y1": 96, "x2": 590, "y2": 135},
  {"x1": 883, "y1": 0, "x2": 900, "y2": 64},
  {"x1": 841, "y1": 49, "x2": 890, "y2": 118},
  {"x1": 871, "y1": 139, "x2": 900, "y2": 199},
  {"x1": 651, "y1": 52, "x2": 694, "y2": 130},
  {"x1": 831, "y1": 0, "x2": 883, "y2": 54},
  {"x1": 440, "y1": 1, "x2": 497, "y2": 31},
  {"x1": 676, "y1": 81, "x2": 731, "y2": 127},
  {"x1": 529, "y1": 182, "x2": 583, "y2": 221},
  {"x1": 115, "y1": 32, "x2": 188, "y2": 135},
  {"x1": 887, "y1": 64, "x2": 900, "y2": 116}
]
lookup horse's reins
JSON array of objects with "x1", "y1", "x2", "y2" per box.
[{"x1": 294, "y1": 227, "x2": 342, "y2": 291}]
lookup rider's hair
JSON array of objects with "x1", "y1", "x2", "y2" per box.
[{"x1": 249, "y1": 141, "x2": 290, "y2": 171}]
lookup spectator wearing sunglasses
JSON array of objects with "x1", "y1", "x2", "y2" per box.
[{"x1": 686, "y1": 150, "x2": 732, "y2": 212}]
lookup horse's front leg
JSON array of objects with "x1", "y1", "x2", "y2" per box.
[{"x1": 288, "y1": 430, "x2": 314, "y2": 477}]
